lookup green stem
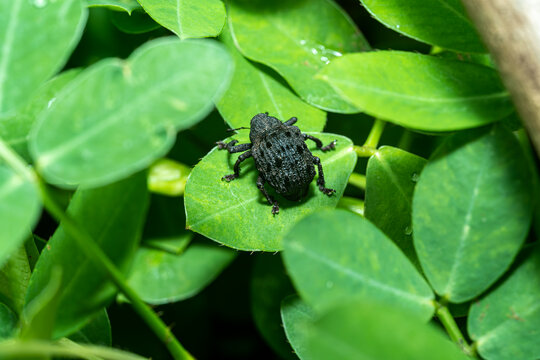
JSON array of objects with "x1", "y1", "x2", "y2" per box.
[
  {"x1": 37, "y1": 179, "x2": 194, "y2": 360},
  {"x1": 353, "y1": 119, "x2": 386, "y2": 158},
  {"x1": 0, "y1": 139, "x2": 34, "y2": 180},
  {"x1": 337, "y1": 196, "x2": 364, "y2": 216},
  {"x1": 364, "y1": 119, "x2": 386, "y2": 149},
  {"x1": 348, "y1": 173, "x2": 366, "y2": 190},
  {"x1": 353, "y1": 145, "x2": 377, "y2": 158},
  {"x1": 0, "y1": 339, "x2": 145, "y2": 360},
  {"x1": 436, "y1": 304, "x2": 476, "y2": 357}
]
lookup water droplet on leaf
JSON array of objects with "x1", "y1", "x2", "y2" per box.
[
  {"x1": 411, "y1": 173, "x2": 419, "y2": 182},
  {"x1": 31, "y1": 0, "x2": 47, "y2": 8}
]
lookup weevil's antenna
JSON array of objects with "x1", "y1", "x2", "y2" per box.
[{"x1": 226, "y1": 127, "x2": 250, "y2": 132}]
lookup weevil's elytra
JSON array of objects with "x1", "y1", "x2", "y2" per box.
[{"x1": 216, "y1": 112, "x2": 337, "y2": 215}]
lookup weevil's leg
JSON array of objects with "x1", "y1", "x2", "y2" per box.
[
  {"x1": 284, "y1": 117, "x2": 298, "y2": 126},
  {"x1": 256, "y1": 175, "x2": 280, "y2": 215},
  {"x1": 222, "y1": 151, "x2": 252, "y2": 182},
  {"x1": 303, "y1": 134, "x2": 336, "y2": 152},
  {"x1": 216, "y1": 140, "x2": 252, "y2": 153},
  {"x1": 313, "y1": 156, "x2": 336, "y2": 196}
]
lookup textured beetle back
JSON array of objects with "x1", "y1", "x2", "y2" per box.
[{"x1": 252, "y1": 125, "x2": 315, "y2": 201}]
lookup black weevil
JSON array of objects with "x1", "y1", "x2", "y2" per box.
[{"x1": 217, "y1": 112, "x2": 336, "y2": 215}]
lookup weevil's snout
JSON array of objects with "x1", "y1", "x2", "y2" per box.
[{"x1": 250, "y1": 112, "x2": 281, "y2": 141}]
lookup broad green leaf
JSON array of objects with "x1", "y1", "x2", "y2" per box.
[
  {"x1": 0, "y1": 246, "x2": 32, "y2": 314},
  {"x1": 304, "y1": 301, "x2": 468, "y2": 360},
  {"x1": 0, "y1": 303, "x2": 17, "y2": 340},
  {"x1": 468, "y1": 248, "x2": 540, "y2": 360},
  {"x1": 413, "y1": 126, "x2": 534, "y2": 303},
  {"x1": 0, "y1": 165, "x2": 41, "y2": 269},
  {"x1": 0, "y1": 0, "x2": 87, "y2": 115},
  {"x1": 280, "y1": 295, "x2": 315, "y2": 360},
  {"x1": 358, "y1": 0, "x2": 485, "y2": 53},
  {"x1": 24, "y1": 173, "x2": 149, "y2": 338},
  {"x1": 318, "y1": 51, "x2": 513, "y2": 131},
  {"x1": 138, "y1": 0, "x2": 226, "y2": 39},
  {"x1": 251, "y1": 255, "x2": 295, "y2": 360},
  {"x1": 217, "y1": 26, "x2": 326, "y2": 132},
  {"x1": 185, "y1": 133, "x2": 357, "y2": 251},
  {"x1": 228, "y1": 0, "x2": 370, "y2": 113},
  {"x1": 0, "y1": 69, "x2": 81, "y2": 162},
  {"x1": 87, "y1": 0, "x2": 141, "y2": 14},
  {"x1": 110, "y1": 9, "x2": 161, "y2": 34},
  {"x1": 127, "y1": 241, "x2": 236, "y2": 304},
  {"x1": 30, "y1": 38, "x2": 233, "y2": 188},
  {"x1": 20, "y1": 268, "x2": 62, "y2": 340},
  {"x1": 282, "y1": 209, "x2": 435, "y2": 320},
  {"x1": 69, "y1": 309, "x2": 111, "y2": 346},
  {"x1": 364, "y1": 146, "x2": 426, "y2": 269}
]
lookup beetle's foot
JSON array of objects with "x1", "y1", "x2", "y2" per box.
[
  {"x1": 222, "y1": 174, "x2": 237, "y2": 182},
  {"x1": 319, "y1": 186, "x2": 336, "y2": 196},
  {"x1": 321, "y1": 140, "x2": 337, "y2": 152},
  {"x1": 272, "y1": 202, "x2": 280, "y2": 215},
  {"x1": 216, "y1": 141, "x2": 227, "y2": 149}
]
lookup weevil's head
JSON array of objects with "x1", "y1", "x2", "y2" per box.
[{"x1": 250, "y1": 112, "x2": 281, "y2": 142}]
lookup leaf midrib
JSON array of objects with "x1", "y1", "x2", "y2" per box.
[
  {"x1": 326, "y1": 78, "x2": 509, "y2": 104},
  {"x1": 290, "y1": 241, "x2": 432, "y2": 307},
  {"x1": 0, "y1": 0, "x2": 22, "y2": 113}
]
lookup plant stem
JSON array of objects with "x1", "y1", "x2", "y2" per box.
[
  {"x1": 37, "y1": 179, "x2": 194, "y2": 360},
  {"x1": 353, "y1": 119, "x2": 386, "y2": 158},
  {"x1": 0, "y1": 139, "x2": 34, "y2": 180},
  {"x1": 364, "y1": 119, "x2": 386, "y2": 149},
  {"x1": 348, "y1": 173, "x2": 366, "y2": 190},
  {"x1": 436, "y1": 304, "x2": 476, "y2": 358},
  {"x1": 0, "y1": 339, "x2": 145, "y2": 360},
  {"x1": 353, "y1": 145, "x2": 377, "y2": 157}
]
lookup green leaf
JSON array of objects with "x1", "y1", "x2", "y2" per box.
[
  {"x1": 282, "y1": 209, "x2": 435, "y2": 320},
  {"x1": 280, "y1": 295, "x2": 315, "y2": 360},
  {"x1": 251, "y1": 255, "x2": 295, "y2": 360},
  {"x1": 304, "y1": 300, "x2": 468, "y2": 360},
  {"x1": 358, "y1": 0, "x2": 485, "y2": 53},
  {"x1": 185, "y1": 133, "x2": 357, "y2": 251},
  {"x1": 364, "y1": 146, "x2": 426, "y2": 269},
  {"x1": 0, "y1": 0, "x2": 87, "y2": 115},
  {"x1": 0, "y1": 246, "x2": 32, "y2": 314},
  {"x1": 69, "y1": 309, "x2": 112, "y2": 346},
  {"x1": 228, "y1": 0, "x2": 370, "y2": 113},
  {"x1": 126, "y1": 241, "x2": 236, "y2": 305},
  {"x1": 217, "y1": 26, "x2": 326, "y2": 132},
  {"x1": 412, "y1": 126, "x2": 534, "y2": 303},
  {"x1": 318, "y1": 51, "x2": 513, "y2": 131},
  {"x1": 87, "y1": 0, "x2": 141, "y2": 14},
  {"x1": 24, "y1": 172, "x2": 149, "y2": 338},
  {"x1": 0, "y1": 303, "x2": 17, "y2": 340},
  {"x1": 0, "y1": 69, "x2": 81, "y2": 162},
  {"x1": 110, "y1": 9, "x2": 161, "y2": 34},
  {"x1": 0, "y1": 165, "x2": 41, "y2": 269},
  {"x1": 29, "y1": 38, "x2": 233, "y2": 188},
  {"x1": 468, "y1": 248, "x2": 540, "y2": 360},
  {"x1": 20, "y1": 267, "x2": 63, "y2": 340},
  {"x1": 138, "y1": 0, "x2": 226, "y2": 39}
]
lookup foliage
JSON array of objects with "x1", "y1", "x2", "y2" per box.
[{"x1": 0, "y1": 0, "x2": 537, "y2": 359}]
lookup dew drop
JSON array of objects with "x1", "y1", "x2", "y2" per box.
[
  {"x1": 411, "y1": 173, "x2": 419, "y2": 182},
  {"x1": 47, "y1": 97, "x2": 56, "y2": 108},
  {"x1": 326, "y1": 281, "x2": 334, "y2": 289},
  {"x1": 396, "y1": 24, "x2": 401, "y2": 29},
  {"x1": 32, "y1": 0, "x2": 47, "y2": 8},
  {"x1": 404, "y1": 226, "x2": 413, "y2": 236}
]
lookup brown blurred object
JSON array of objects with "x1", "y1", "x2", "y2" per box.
[{"x1": 462, "y1": 0, "x2": 540, "y2": 155}]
